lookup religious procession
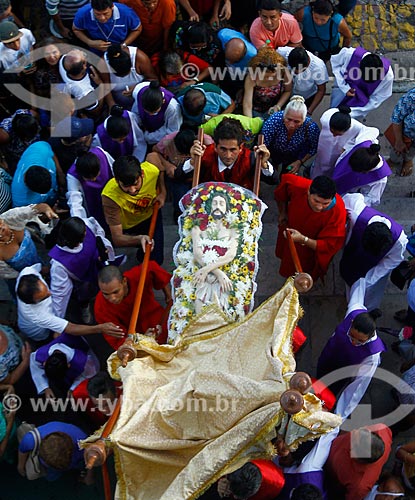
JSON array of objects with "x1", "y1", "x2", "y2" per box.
[{"x1": 1, "y1": 0, "x2": 415, "y2": 499}]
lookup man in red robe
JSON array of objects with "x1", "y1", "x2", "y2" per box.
[
  {"x1": 94, "y1": 262, "x2": 172, "y2": 349},
  {"x1": 185, "y1": 117, "x2": 274, "y2": 190},
  {"x1": 325, "y1": 424, "x2": 392, "y2": 500},
  {"x1": 274, "y1": 174, "x2": 346, "y2": 281}
]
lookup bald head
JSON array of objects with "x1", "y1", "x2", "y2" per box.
[
  {"x1": 225, "y1": 38, "x2": 247, "y2": 64},
  {"x1": 98, "y1": 265, "x2": 123, "y2": 285},
  {"x1": 64, "y1": 49, "x2": 87, "y2": 76}
]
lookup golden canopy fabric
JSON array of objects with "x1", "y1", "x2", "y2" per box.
[{"x1": 90, "y1": 279, "x2": 341, "y2": 500}]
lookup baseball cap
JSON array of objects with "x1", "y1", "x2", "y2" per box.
[
  {"x1": 0, "y1": 21, "x2": 22, "y2": 43},
  {"x1": 53, "y1": 116, "x2": 94, "y2": 141},
  {"x1": 0, "y1": 0, "x2": 10, "y2": 15}
]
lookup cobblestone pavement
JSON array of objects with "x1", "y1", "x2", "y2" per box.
[{"x1": 348, "y1": 1, "x2": 415, "y2": 52}]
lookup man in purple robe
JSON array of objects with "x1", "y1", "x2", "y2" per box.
[
  {"x1": 330, "y1": 47, "x2": 393, "y2": 121},
  {"x1": 340, "y1": 193, "x2": 407, "y2": 311}
]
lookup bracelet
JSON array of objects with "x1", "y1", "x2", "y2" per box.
[
  {"x1": 121, "y1": 43, "x2": 127, "y2": 48},
  {"x1": 301, "y1": 236, "x2": 309, "y2": 246}
]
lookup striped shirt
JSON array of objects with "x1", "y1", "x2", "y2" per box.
[{"x1": 46, "y1": 0, "x2": 89, "y2": 21}]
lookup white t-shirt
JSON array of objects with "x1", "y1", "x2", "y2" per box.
[
  {"x1": 16, "y1": 263, "x2": 68, "y2": 341},
  {"x1": 278, "y1": 46, "x2": 329, "y2": 99},
  {"x1": 0, "y1": 28, "x2": 36, "y2": 70}
]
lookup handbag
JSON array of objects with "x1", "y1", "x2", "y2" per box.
[
  {"x1": 17, "y1": 422, "x2": 47, "y2": 480},
  {"x1": 384, "y1": 124, "x2": 413, "y2": 148},
  {"x1": 390, "y1": 261, "x2": 415, "y2": 290}
]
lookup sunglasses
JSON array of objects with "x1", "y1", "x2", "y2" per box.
[{"x1": 257, "y1": 62, "x2": 278, "y2": 71}]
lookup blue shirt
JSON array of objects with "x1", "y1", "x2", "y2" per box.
[
  {"x1": 178, "y1": 84, "x2": 232, "y2": 125},
  {"x1": 217, "y1": 28, "x2": 257, "y2": 69},
  {"x1": 12, "y1": 141, "x2": 58, "y2": 207},
  {"x1": 73, "y1": 3, "x2": 140, "y2": 45},
  {"x1": 301, "y1": 6, "x2": 342, "y2": 53},
  {"x1": 19, "y1": 422, "x2": 87, "y2": 480},
  {"x1": 262, "y1": 111, "x2": 320, "y2": 159},
  {"x1": 391, "y1": 88, "x2": 415, "y2": 139}
]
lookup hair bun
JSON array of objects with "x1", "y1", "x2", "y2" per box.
[
  {"x1": 337, "y1": 105, "x2": 351, "y2": 115},
  {"x1": 149, "y1": 80, "x2": 161, "y2": 90},
  {"x1": 110, "y1": 104, "x2": 124, "y2": 117},
  {"x1": 369, "y1": 143, "x2": 381, "y2": 154},
  {"x1": 290, "y1": 95, "x2": 305, "y2": 104}
]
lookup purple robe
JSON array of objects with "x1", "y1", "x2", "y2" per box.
[
  {"x1": 278, "y1": 471, "x2": 326, "y2": 500},
  {"x1": 136, "y1": 85, "x2": 174, "y2": 132},
  {"x1": 67, "y1": 147, "x2": 112, "y2": 230},
  {"x1": 317, "y1": 309, "x2": 386, "y2": 378},
  {"x1": 341, "y1": 47, "x2": 391, "y2": 108},
  {"x1": 49, "y1": 226, "x2": 100, "y2": 283},
  {"x1": 333, "y1": 141, "x2": 391, "y2": 195},
  {"x1": 96, "y1": 110, "x2": 134, "y2": 158},
  {"x1": 35, "y1": 333, "x2": 89, "y2": 389},
  {"x1": 340, "y1": 206, "x2": 403, "y2": 286}
]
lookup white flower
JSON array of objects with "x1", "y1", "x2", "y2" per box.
[
  {"x1": 225, "y1": 212, "x2": 239, "y2": 226},
  {"x1": 180, "y1": 280, "x2": 194, "y2": 297},
  {"x1": 176, "y1": 250, "x2": 193, "y2": 265},
  {"x1": 202, "y1": 248, "x2": 220, "y2": 265}
]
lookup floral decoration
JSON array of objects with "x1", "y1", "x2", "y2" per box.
[{"x1": 168, "y1": 182, "x2": 267, "y2": 341}]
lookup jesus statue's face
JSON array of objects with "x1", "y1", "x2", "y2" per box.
[{"x1": 211, "y1": 195, "x2": 227, "y2": 220}]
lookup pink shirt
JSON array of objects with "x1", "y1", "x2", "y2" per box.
[{"x1": 249, "y1": 13, "x2": 302, "y2": 49}]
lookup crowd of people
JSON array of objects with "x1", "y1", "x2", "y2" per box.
[{"x1": 1, "y1": 0, "x2": 415, "y2": 498}]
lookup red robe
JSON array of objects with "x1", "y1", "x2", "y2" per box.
[
  {"x1": 325, "y1": 424, "x2": 392, "y2": 500},
  {"x1": 274, "y1": 174, "x2": 346, "y2": 281},
  {"x1": 250, "y1": 460, "x2": 285, "y2": 500},
  {"x1": 94, "y1": 261, "x2": 171, "y2": 349},
  {"x1": 200, "y1": 144, "x2": 255, "y2": 190}
]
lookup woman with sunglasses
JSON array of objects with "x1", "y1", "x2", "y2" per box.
[
  {"x1": 317, "y1": 278, "x2": 386, "y2": 395},
  {"x1": 243, "y1": 46, "x2": 292, "y2": 120}
]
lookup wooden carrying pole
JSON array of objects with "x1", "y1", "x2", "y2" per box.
[
  {"x1": 286, "y1": 230, "x2": 302, "y2": 274},
  {"x1": 285, "y1": 230, "x2": 313, "y2": 293},
  {"x1": 192, "y1": 127, "x2": 204, "y2": 188},
  {"x1": 253, "y1": 134, "x2": 264, "y2": 197},
  {"x1": 85, "y1": 202, "x2": 161, "y2": 499}
]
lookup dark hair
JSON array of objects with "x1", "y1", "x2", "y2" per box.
[
  {"x1": 106, "y1": 43, "x2": 131, "y2": 76},
  {"x1": 291, "y1": 484, "x2": 323, "y2": 500},
  {"x1": 113, "y1": 155, "x2": 142, "y2": 185},
  {"x1": 75, "y1": 152, "x2": 101, "y2": 180},
  {"x1": 362, "y1": 221, "x2": 393, "y2": 256},
  {"x1": 228, "y1": 462, "x2": 262, "y2": 498},
  {"x1": 186, "y1": 22, "x2": 209, "y2": 45},
  {"x1": 182, "y1": 88, "x2": 206, "y2": 116},
  {"x1": 288, "y1": 47, "x2": 309, "y2": 70},
  {"x1": 351, "y1": 311, "x2": 376, "y2": 338},
  {"x1": 98, "y1": 265, "x2": 123, "y2": 284},
  {"x1": 91, "y1": 0, "x2": 113, "y2": 10},
  {"x1": 213, "y1": 117, "x2": 245, "y2": 145},
  {"x1": 39, "y1": 432, "x2": 73, "y2": 470},
  {"x1": 352, "y1": 428, "x2": 385, "y2": 464},
  {"x1": 44, "y1": 351, "x2": 69, "y2": 382},
  {"x1": 360, "y1": 54, "x2": 384, "y2": 83},
  {"x1": 25, "y1": 166, "x2": 52, "y2": 194},
  {"x1": 173, "y1": 129, "x2": 196, "y2": 154},
  {"x1": 17, "y1": 274, "x2": 41, "y2": 304},
  {"x1": 141, "y1": 80, "x2": 163, "y2": 113},
  {"x1": 349, "y1": 143, "x2": 381, "y2": 172},
  {"x1": 309, "y1": 175, "x2": 336, "y2": 199},
  {"x1": 12, "y1": 113, "x2": 39, "y2": 141},
  {"x1": 56, "y1": 216, "x2": 86, "y2": 248},
  {"x1": 310, "y1": 0, "x2": 334, "y2": 16},
  {"x1": 106, "y1": 105, "x2": 130, "y2": 139},
  {"x1": 329, "y1": 106, "x2": 351, "y2": 132},
  {"x1": 257, "y1": 0, "x2": 281, "y2": 11},
  {"x1": 87, "y1": 371, "x2": 117, "y2": 398}
]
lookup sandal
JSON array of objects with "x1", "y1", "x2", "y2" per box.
[{"x1": 400, "y1": 160, "x2": 413, "y2": 177}]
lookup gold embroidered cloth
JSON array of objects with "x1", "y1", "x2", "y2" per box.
[{"x1": 94, "y1": 279, "x2": 341, "y2": 500}]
